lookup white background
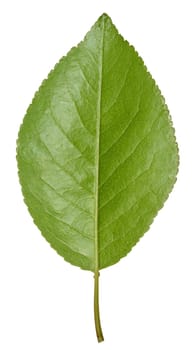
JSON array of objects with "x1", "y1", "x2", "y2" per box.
[{"x1": 0, "y1": 0, "x2": 196, "y2": 349}]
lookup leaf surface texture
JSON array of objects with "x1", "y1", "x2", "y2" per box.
[{"x1": 17, "y1": 14, "x2": 179, "y2": 271}]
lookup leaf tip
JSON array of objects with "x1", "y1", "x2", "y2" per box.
[{"x1": 98, "y1": 12, "x2": 112, "y2": 23}]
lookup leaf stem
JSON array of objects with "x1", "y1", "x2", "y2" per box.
[{"x1": 94, "y1": 271, "x2": 104, "y2": 342}]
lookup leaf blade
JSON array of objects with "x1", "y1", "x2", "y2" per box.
[{"x1": 17, "y1": 13, "x2": 179, "y2": 272}]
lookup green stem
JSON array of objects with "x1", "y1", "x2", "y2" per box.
[{"x1": 94, "y1": 271, "x2": 104, "y2": 342}]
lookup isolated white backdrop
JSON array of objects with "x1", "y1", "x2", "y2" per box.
[{"x1": 0, "y1": 0, "x2": 195, "y2": 349}]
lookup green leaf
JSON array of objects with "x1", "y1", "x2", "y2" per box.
[{"x1": 17, "y1": 13, "x2": 179, "y2": 342}]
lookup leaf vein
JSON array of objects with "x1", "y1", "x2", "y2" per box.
[
  {"x1": 35, "y1": 131, "x2": 93, "y2": 195},
  {"x1": 102, "y1": 61, "x2": 132, "y2": 115},
  {"x1": 99, "y1": 149, "x2": 158, "y2": 212},
  {"x1": 100, "y1": 190, "x2": 153, "y2": 233},
  {"x1": 76, "y1": 61, "x2": 97, "y2": 94},
  {"x1": 66, "y1": 85, "x2": 94, "y2": 136},
  {"x1": 29, "y1": 190, "x2": 93, "y2": 241},
  {"x1": 99, "y1": 112, "x2": 160, "y2": 190},
  {"x1": 39, "y1": 176, "x2": 94, "y2": 218},
  {"x1": 49, "y1": 106, "x2": 94, "y2": 166}
]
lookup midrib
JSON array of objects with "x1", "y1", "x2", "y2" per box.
[{"x1": 94, "y1": 17, "x2": 105, "y2": 273}]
